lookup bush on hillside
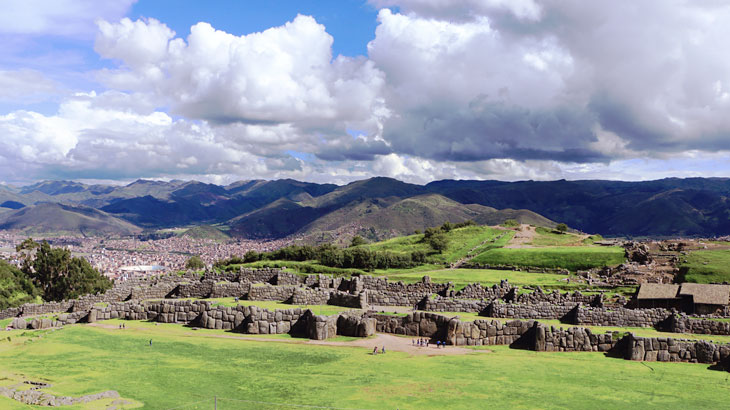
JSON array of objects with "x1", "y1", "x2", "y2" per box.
[
  {"x1": 426, "y1": 232, "x2": 449, "y2": 253},
  {"x1": 349, "y1": 235, "x2": 368, "y2": 247}
]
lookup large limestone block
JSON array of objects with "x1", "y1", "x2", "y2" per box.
[{"x1": 11, "y1": 317, "x2": 26, "y2": 330}]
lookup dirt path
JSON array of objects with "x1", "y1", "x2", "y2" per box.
[
  {"x1": 504, "y1": 224, "x2": 537, "y2": 248},
  {"x1": 450, "y1": 229, "x2": 512, "y2": 268},
  {"x1": 86, "y1": 323, "x2": 485, "y2": 356}
]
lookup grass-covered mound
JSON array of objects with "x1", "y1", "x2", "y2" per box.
[
  {"x1": 678, "y1": 250, "x2": 730, "y2": 283},
  {"x1": 362, "y1": 224, "x2": 514, "y2": 264},
  {"x1": 471, "y1": 246, "x2": 625, "y2": 271},
  {"x1": 0, "y1": 323, "x2": 727, "y2": 409}
]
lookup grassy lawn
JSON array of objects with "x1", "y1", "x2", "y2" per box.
[
  {"x1": 472, "y1": 246, "x2": 625, "y2": 272},
  {"x1": 528, "y1": 227, "x2": 585, "y2": 246},
  {"x1": 678, "y1": 250, "x2": 730, "y2": 283},
  {"x1": 0, "y1": 323, "x2": 728, "y2": 409}
]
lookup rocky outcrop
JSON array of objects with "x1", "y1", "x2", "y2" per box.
[
  {"x1": 625, "y1": 242, "x2": 652, "y2": 264},
  {"x1": 0, "y1": 382, "x2": 119, "y2": 407}
]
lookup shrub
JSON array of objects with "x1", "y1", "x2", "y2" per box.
[{"x1": 185, "y1": 256, "x2": 205, "y2": 270}]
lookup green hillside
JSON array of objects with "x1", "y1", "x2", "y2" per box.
[{"x1": 361, "y1": 224, "x2": 515, "y2": 264}]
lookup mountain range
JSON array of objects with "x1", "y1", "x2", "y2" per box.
[{"x1": 1, "y1": 176, "x2": 729, "y2": 239}]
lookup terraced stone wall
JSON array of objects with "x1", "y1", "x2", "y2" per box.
[
  {"x1": 247, "y1": 284, "x2": 298, "y2": 302},
  {"x1": 419, "y1": 296, "x2": 489, "y2": 313},
  {"x1": 671, "y1": 316, "x2": 730, "y2": 336},
  {"x1": 625, "y1": 335, "x2": 730, "y2": 365}
]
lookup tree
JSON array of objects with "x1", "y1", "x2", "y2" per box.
[
  {"x1": 423, "y1": 227, "x2": 440, "y2": 240},
  {"x1": 441, "y1": 221, "x2": 453, "y2": 232},
  {"x1": 185, "y1": 255, "x2": 205, "y2": 270},
  {"x1": 243, "y1": 250, "x2": 260, "y2": 263},
  {"x1": 427, "y1": 232, "x2": 449, "y2": 253},
  {"x1": 555, "y1": 223, "x2": 568, "y2": 233},
  {"x1": 20, "y1": 240, "x2": 112, "y2": 302},
  {"x1": 0, "y1": 260, "x2": 40, "y2": 310},
  {"x1": 349, "y1": 235, "x2": 367, "y2": 247},
  {"x1": 502, "y1": 219, "x2": 519, "y2": 228}
]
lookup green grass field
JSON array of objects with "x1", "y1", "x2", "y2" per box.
[
  {"x1": 472, "y1": 246, "x2": 625, "y2": 272},
  {"x1": 0, "y1": 323, "x2": 727, "y2": 409},
  {"x1": 528, "y1": 227, "x2": 585, "y2": 246},
  {"x1": 678, "y1": 250, "x2": 730, "y2": 283}
]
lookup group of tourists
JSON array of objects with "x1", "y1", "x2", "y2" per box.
[
  {"x1": 412, "y1": 338, "x2": 446, "y2": 348},
  {"x1": 372, "y1": 346, "x2": 386, "y2": 355}
]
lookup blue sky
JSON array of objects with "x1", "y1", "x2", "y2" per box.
[
  {"x1": 131, "y1": 0, "x2": 380, "y2": 57},
  {"x1": 1, "y1": 0, "x2": 730, "y2": 185}
]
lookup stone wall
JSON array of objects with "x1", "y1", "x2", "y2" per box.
[
  {"x1": 370, "y1": 312, "x2": 536, "y2": 347},
  {"x1": 535, "y1": 324, "x2": 617, "y2": 352},
  {"x1": 367, "y1": 290, "x2": 425, "y2": 307},
  {"x1": 372, "y1": 312, "x2": 453, "y2": 339},
  {"x1": 15, "y1": 301, "x2": 74, "y2": 317},
  {"x1": 291, "y1": 288, "x2": 330, "y2": 305},
  {"x1": 486, "y1": 301, "x2": 577, "y2": 321},
  {"x1": 247, "y1": 284, "x2": 298, "y2": 302},
  {"x1": 575, "y1": 307, "x2": 672, "y2": 328},
  {"x1": 625, "y1": 334, "x2": 730, "y2": 365},
  {"x1": 514, "y1": 288, "x2": 601, "y2": 307},
  {"x1": 359, "y1": 275, "x2": 451, "y2": 297},
  {"x1": 451, "y1": 281, "x2": 514, "y2": 300},
  {"x1": 0, "y1": 307, "x2": 21, "y2": 320},
  {"x1": 237, "y1": 268, "x2": 286, "y2": 284},
  {"x1": 210, "y1": 282, "x2": 249, "y2": 298},
  {"x1": 671, "y1": 316, "x2": 730, "y2": 336},
  {"x1": 448, "y1": 318, "x2": 536, "y2": 347},
  {"x1": 327, "y1": 291, "x2": 365, "y2": 309},
  {"x1": 419, "y1": 296, "x2": 489, "y2": 313},
  {"x1": 176, "y1": 281, "x2": 213, "y2": 298}
]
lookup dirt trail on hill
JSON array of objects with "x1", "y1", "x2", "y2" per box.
[
  {"x1": 87, "y1": 323, "x2": 484, "y2": 356},
  {"x1": 450, "y1": 228, "x2": 513, "y2": 268},
  {"x1": 504, "y1": 224, "x2": 537, "y2": 248}
]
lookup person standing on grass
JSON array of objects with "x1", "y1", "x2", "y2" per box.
[
  {"x1": 373, "y1": 346, "x2": 378, "y2": 355},
  {"x1": 381, "y1": 346, "x2": 386, "y2": 354},
  {"x1": 149, "y1": 339, "x2": 152, "y2": 346}
]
